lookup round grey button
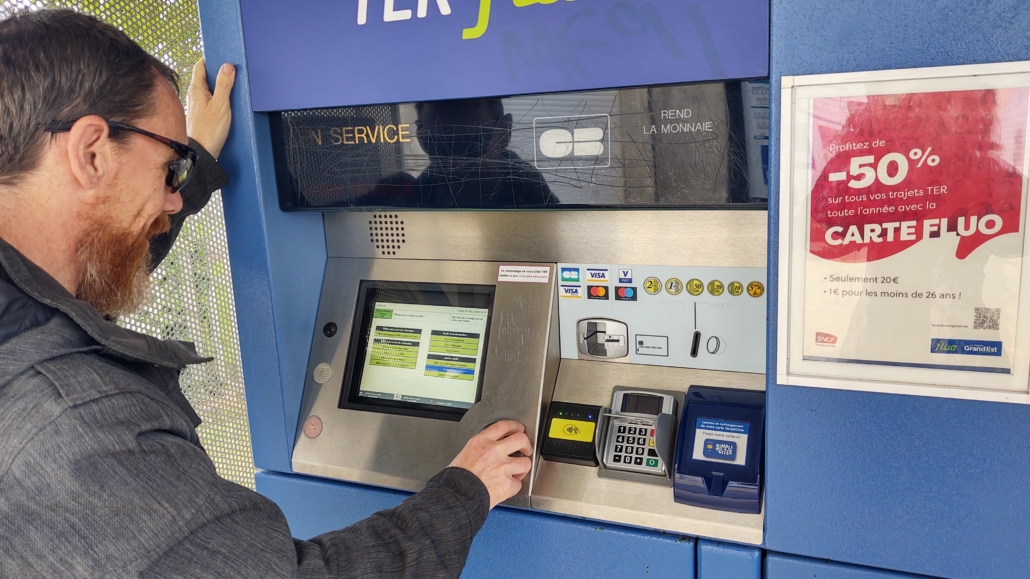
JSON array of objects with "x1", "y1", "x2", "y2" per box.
[{"x1": 313, "y1": 363, "x2": 333, "y2": 384}]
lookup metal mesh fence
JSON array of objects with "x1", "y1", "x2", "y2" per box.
[{"x1": 0, "y1": 0, "x2": 256, "y2": 489}]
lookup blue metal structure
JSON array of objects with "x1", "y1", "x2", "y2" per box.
[
  {"x1": 197, "y1": 0, "x2": 1030, "y2": 576},
  {"x1": 237, "y1": 0, "x2": 769, "y2": 111},
  {"x1": 765, "y1": 1, "x2": 1030, "y2": 578}
]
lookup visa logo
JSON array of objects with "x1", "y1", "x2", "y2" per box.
[
  {"x1": 618, "y1": 269, "x2": 632, "y2": 284},
  {"x1": 815, "y1": 332, "x2": 837, "y2": 345},
  {"x1": 586, "y1": 268, "x2": 609, "y2": 283},
  {"x1": 560, "y1": 267, "x2": 580, "y2": 283},
  {"x1": 560, "y1": 285, "x2": 582, "y2": 299}
]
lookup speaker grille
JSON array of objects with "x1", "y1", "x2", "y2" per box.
[{"x1": 369, "y1": 213, "x2": 406, "y2": 256}]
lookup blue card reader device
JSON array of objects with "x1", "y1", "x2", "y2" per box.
[{"x1": 673, "y1": 386, "x2": 765, "y2": 514}]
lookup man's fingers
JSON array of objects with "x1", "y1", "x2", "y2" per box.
[
  {"x1": 508, "y1": 456, "x2": 532, "y2": 477},
  {"x1": 479, "y1": 419, "x2": 525, "y2": 441},
  {"x1": 190, "y1": 58, "x2": 208, "y2": 95},
  {"x1": 496, "y1": 431, "x2": 533, "y2": 458},
  {"x1": 212, "y1": 63, "x2": 236, "y2": 103}
]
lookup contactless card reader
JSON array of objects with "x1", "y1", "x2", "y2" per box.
[
  {"x1": 673, "y1": 386, "x2": 765, "y2": 514},
  {"x1": 597, "y1": 387, "x2": 679, "y2": 487},
  {"x1": 541, "y1": 401, "x2": 602, "y2": 466}
]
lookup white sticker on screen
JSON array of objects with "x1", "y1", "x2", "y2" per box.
[
  {"x1": 691, "y1": 418, "x2": 749, "y2": 466},
  {"x1": 498, "y1": 265, "x2": 551, "y2": 283}
]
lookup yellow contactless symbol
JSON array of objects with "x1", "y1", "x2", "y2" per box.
[
  {"x1": 686, "y1": 278, "x2": 704, "y2": 296},
  {"x1": 549, "y1": 418, "x2": 595, "y2": 443},
  {"x1": 707, "y1": 280, "x2": 724, "y2": 296},
  {"x1": 728, "y1": 281, "x2": 744, "y2": 296},
  {"x1": 644, "y1": 277, "x2": 662, "y2": 295},
  {"x1": 747, "y1": 281, "x2": 765, "y2": 298},
  {"x1": 666, "y1": 278, "x2": 683, "y2": 295}
]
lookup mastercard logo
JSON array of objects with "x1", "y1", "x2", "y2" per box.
[{"x1": 587, "y1": 285, "x2": 609, "y2": 300}]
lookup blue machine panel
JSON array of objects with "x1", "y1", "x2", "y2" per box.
[
  {"x1": 766, "y1": 1, "x2": 1030, "y2": 578},
  {"x1": 256, "y1": 471, "x2": 697, "y2": 578},
  {"x1": 766, "y1": 554, "x2": 936, "y2": 579},
  {"x1": 237, "y1": 0, "x2": 769, "y2": 110},
  {"x1": 697, "y1": 540, "x2": 760, "y2": 579},
  {"x1": 198, "y1": 0, "x2": 328, "y2": 473}
]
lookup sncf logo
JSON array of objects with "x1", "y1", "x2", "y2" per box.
[
  {"x1": 533, "y1": 114, "x2": 610, "y2": 170},
  {"x1": 815, "y1": 332, "x2": 838, "y2": 345}
]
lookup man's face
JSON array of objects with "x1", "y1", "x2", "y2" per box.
[{"x1": 74, "y1": 78, "x2": 186, "y2": 317}]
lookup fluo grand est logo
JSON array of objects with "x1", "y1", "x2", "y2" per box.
[{"x1": 357, "y1": 0, "x2": 565, "y2": 40}]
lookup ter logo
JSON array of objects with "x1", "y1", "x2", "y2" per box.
[{"x1": 533, "y1": 114, "x2": 610, "y2": 170}]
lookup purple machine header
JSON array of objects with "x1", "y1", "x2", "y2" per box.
[{"x1": 239, "y1": 0, "x2": 769, "y2": 111}]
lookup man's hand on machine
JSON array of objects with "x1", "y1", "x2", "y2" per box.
[{"x1": 449, "y1": 420, "x2": 534, "y2": 509}]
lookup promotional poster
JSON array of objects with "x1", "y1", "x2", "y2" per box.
[{"x1": 802, "y1": 86, "x2": 1030, "y2": 375}]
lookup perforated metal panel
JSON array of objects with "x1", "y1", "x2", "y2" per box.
[{"x1": 0, "y1": 0, "x2": 256, "y2": 489}]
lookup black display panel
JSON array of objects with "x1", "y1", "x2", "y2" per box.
[
  {"x1": 340, "y1": 281, "x2": 495, "y2": 421},
  {"x1": 620, "y1": 393, "x2": 664, "y2": 415},
  {"x1": 270, "y1": 81, "x2": 770, "y2": 210}
]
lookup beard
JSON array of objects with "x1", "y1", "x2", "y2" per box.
[{"x1": 74, "y1": 214, "x2": 171, "y2": 318}]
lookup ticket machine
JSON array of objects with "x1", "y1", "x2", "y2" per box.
[
  {"x1": 206, "y1": 0, "x2": 773, "y2": 574},
  {"x1": 200, "y1": 0, "x2": 1030, "y2": 577},
  {"x1": 277, "y1": 81, "x2": 770, "y2": 543}
]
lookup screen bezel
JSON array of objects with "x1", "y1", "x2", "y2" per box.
[{"x1": 339, "y1": 280, "x2": 496, "y2": 421}]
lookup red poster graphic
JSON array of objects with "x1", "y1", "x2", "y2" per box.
[{"x1": 809, "y1": 89, "x2": 1029, "y2": 262}]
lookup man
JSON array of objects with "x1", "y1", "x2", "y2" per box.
[
  {"x1": 358, "y1": 98, "x2": 557, "y2": 208},
  {"x1": 0, "y1": 9, "x2": 532, "y2": 578}
]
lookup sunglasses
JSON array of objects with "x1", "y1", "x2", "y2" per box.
[{"x1": 44, "y1": 118, "x2": 197, "y2": 193}]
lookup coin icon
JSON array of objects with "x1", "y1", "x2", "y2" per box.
[
  {"x1": 686, "y1": 278, "x2": 704, "y2": 296},
  {"x1": 747, "y1": 281, "x2": 765, "y2": 298},
  {"x1": 728, "y1": 281, "x2": 744, "y2": 296},
  {"x1": 707, "y1": 280, "x2": 724, "y2": 296},
  {"x1": 666, "y1": 278, "x2": 683, "y2": 295},
  {"x1": 644, "y1": 277, "x2": 662, "y2": 295}
]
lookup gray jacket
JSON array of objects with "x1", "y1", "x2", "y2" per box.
[{"x1": 0, "y1": 143, "x2": 489, "y2": 578}]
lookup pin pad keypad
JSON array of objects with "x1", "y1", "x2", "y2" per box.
[{"x1": 607, "y1": 418, "x2": 664, "y2": 473}]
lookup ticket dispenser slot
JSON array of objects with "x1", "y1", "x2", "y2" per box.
[
  {"x1": 673, "y1": 386, "x2": 765, "y2": 514},
  {"x1": 597, "y1": 387, "x2": 679, "y2": 487}
]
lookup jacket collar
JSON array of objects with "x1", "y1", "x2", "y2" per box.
[{"x1": 0, "y1": 237, "x2": 209, "y2": 369}]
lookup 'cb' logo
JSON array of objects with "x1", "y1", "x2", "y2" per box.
[{"x1": 533, "y1": 114, "x2": 610, "y2": 170}]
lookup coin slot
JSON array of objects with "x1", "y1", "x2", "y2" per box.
[{"x1": 690, "y1": 331, "x2": 701, "y2": 358}]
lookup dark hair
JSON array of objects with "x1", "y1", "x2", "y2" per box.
[
  {"x1": 415, "y1": 98, "x2": 506, "y2": 123},
  {"x1": 0, "y1": 9, "x2": 180, "y2": 186}
]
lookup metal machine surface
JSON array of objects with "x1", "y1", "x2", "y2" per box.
[
  {"x1": 292, "y1": 210, "x2": 767, "y2": 543},
  {"x1": 293, "y1": 258, "x2": 558, "y2": 507}
]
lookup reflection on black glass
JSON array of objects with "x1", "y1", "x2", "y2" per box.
[
  {"x1": 358, "y1": 98, "x2": 557, "y2": 208},
  {"x1": 270, "y1": 81, "x2": 769, "y2": 210}
]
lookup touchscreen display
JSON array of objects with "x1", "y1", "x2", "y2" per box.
[
  {"x1": 357, "y1": 302, "x2": 489, "y2": 409},
  {"x1": 692, "y1": 418, "x2": 749, "y2": 466}
]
